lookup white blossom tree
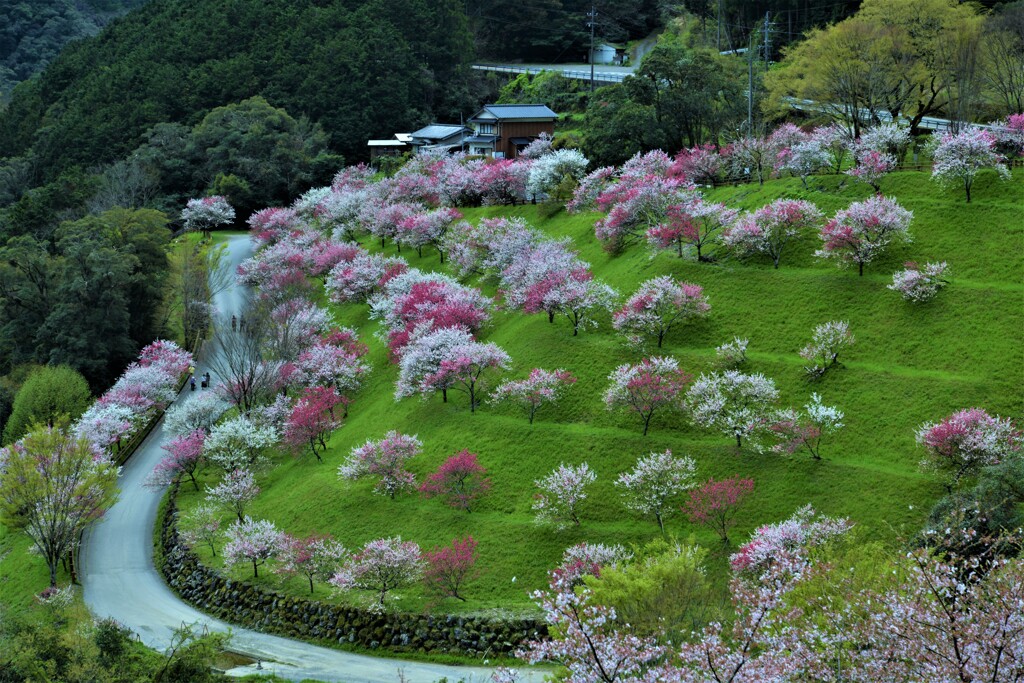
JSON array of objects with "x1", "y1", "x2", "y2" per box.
[
  {"x1": 686, "y1": 371, "x2": 781, "y2": 449},
  {"x1": 615, "y1": 450, "x2": 698, "y2": 532}
]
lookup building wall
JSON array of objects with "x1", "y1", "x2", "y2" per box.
[{"x1": 496, "y1": 121, "x2": 555, "y2": 158}]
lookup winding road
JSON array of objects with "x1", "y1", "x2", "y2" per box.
[{"x1": 81, "y1": 233, "x2": 535, "y2": 682}]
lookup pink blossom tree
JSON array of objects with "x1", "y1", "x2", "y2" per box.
[
  {"x1": 283, "y1": 387, "x2": 343, "y2": 462},
  {"x1": 722, "y1": 198, "x2": 823, "y2": 268},
  {"x1": 770, "y1": 393, "x2": 845, "y2": 460},
  {"x1": 325, "y1": 252, "x2": 408, "y2": 304},
  {"x1": 146, "y1": 429, "x2": 205, "y2": 490},
  {"x1": 277, "y1": 534, "x2": 349, "y2": 593},
  {"x1": 291, "y1": 332, "x2": 369, "y2": 397},
  {"x1": 612, "y1": 277, "x2": 710, "y2": 348},
  {"x1": 421, "y1": 341, "x2": 512, "y2": 412},
  {"x1": 338, "y1": 431, "x2": 420, "y2": 499},
  {"x1": 645, "y1": 197, "x2": 737, "y2": 261},
  {"x1": 929, "y1": 127, "x2": 1011, "y2": 202},
  {"x1": 846, "y1": 148, "x2": 897, "y2": 192},
  {"x1": 604, "y1": 357, "x2": 692, "y2": 436},
  {"x1": 394, "y1": 207, "x2": 463, "y2": 260},
  {"x1": 394, "y1": 327, "x2": 474, "y2": 403},
  {"x1": 181, "y1": 195, "x2": 235, "y2": 236},
  {"x1": 423, "y1": 536, "x2": 479, "y2": 602},
  {"x1": 670, "y1": 143, "x2": 723, "y2": 184},
  {"x1": 533, "y1": 462, "x2": 597, "y2": 529},
  {"x1": 686, "y1": 371, "x2": 780, "y2": 449},
  {"x1": 375, "y1": 276, "x2": 491, "y2": 357},
  {"x1": 776, "y1": 138, "x2": 830, "y2": 188},
  {"x1": 179, "y1": 503, "x2": 221, "y2": 557},
  {"x1": 419, "y1": 450, "x2": 492, "y2": 512},
  {"x1": 74, "y1": 403, "x2": 135, "y2": 453},
  {"x1": 811, "y1": 123, "x2": 852, "y2": 174},
  {"x1": 799, "y1": 320, "x2": 855, "y2": 378},
  {"x1": 990, "y1": 113, "x2": 1024, "y2": 158},
  {"x1": 223, "y1": 516, "x2": 287, "y2": 578},
  {"x1": 816, "y1": 195, "x2": 913, "y2": 276},
  {"x1": 329, "y1": 537, "x2": 423, "y2": 609},
  {"x1": 593, "y1": 175, "x2": 693, "y2": 253},
  {"x1": 476, "y1": 159, "x2": 529, "y2": 206},
  {"x1": 916, "y1": 408, "x2": 1021, "y2": 490},
  {"x1": 729, "y1": 504, "x2": 852, "y2": 577},
  {"x1": 206, "y1": 468, "x2": 260, "y2": 523},
  {"x1": 491, "y1": 368, "x2": 576, "y2": 424},
  {"x1": 682, "y1": 477, "x2": 755, "y2": 543},
  {"x1": 888, "y1": 261, "x2": 950, "y2": 302},
  {"x1": 724, "y1": 134, "x2": 774, "y2": 185},
  {"x1": 615, "y1": 449, "x2": 698, "y2": 532}
]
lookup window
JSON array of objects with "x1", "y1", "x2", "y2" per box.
[{"x1": 477, "y1": 123, "x2": 494, "y2": 135}]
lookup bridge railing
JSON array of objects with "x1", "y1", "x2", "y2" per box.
[{"x1": 472, "y1": 64, "x2": 627, "y2": 84}]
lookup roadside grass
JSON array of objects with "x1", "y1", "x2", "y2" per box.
[{"x1": 174, "y1": 169, "x2": 1023, "y2": 617}]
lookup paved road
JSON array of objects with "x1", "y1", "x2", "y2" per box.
[{"x1": 81, "y1": 233, "x2": 533, "y2": 682}]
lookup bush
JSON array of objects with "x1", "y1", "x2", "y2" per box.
[{"x1": 3, "y1": 365, "x2": 92, "y2": 444}]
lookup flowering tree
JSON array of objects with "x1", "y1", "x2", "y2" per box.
[
  {"x1": 74, "y1": 403, "x2": 136, "y2": 452},
  {"x1": 181, "y1": 196, "x2": 235, "y2": 235},
  {"x1": 776, "y1": 138, "x2": 831, "y2": 188},
  {"x1": 223, "y1": 517, "x2": 287, "y2": 578},
  {"x1": 770, "y1": 394, "x2": 845, "y2": 460},
  {"x1": 203, "y1": 415, "x2": 278, "y2": 472},
  {"x1": 645, "y1": 198, "x2": 737, "y2": 261},
  {"x1": 491, "y1": 368, "x2": 576, "y2": 424},
  {"x1": 147, "y1": 429, "x2": 206, "y2": 490},
  {"x1": 394, "y1": 327, "x2": 474, "y2": 403},
  {"x1": 163, "y1": 393, "x2": 229, "y2": 437},
  {"x1": 916, "y1": 408, "x2": 1021, "y2": 490},
  {"x1": 394, "y1": 208, "x2": 462, "y2": 260},
  {"x1": 330, "y1": 537, "x2": 423, "y2": 609},
  {"x1": 858, "y1": 122, "x2": 912, "y2": 162},
  {"x1": 816, "y1": 195, "x2": 913, "y2": 276},
  {"x1": 277, "y1": 534, "x2": 348, "y2": 593},
  {"x1": 0, "y1": 426, "x2": 118, "y2": 587},
  {"x1": 419, "y1": 450, "x2": 492, "y2": 512},
  {"x1": 722, "y1": 198, "x2": 823, "y2": 268},
  {"x1": 726, "y1": 135, "x2": 774, "y2": 185},
  {"x1": 686, "y1": 371, "x2": 780, "y2": 449},
  {"x1": 604, "y1": 357, "x2": 692, "y2": 436},
  {"x1": 930, "y1": 127, "x2": 1011, "y2": 202},
  {"x1": 682, "y1": 477, "x2": 755, "y2": 543},
  {"x1": 729, "y1": 504, "x2": 852, "y2": 576},
  {"x1": 283, "y1": 387, "x2": 343, "y2": 462},
  {"x1": 102, "y1": 363, "x2": 178, "y2": 416},
  {"x1": 325, "y1": 252, "x2": 408, "y2": 304},
  {"x1": 615, "y1": 449, "x2": 698, "y2": 532},
  {"x1": 533, "y1": 462, "x2": 597, "y2": 529},
  {"x1": 338, "y1": 431, "x2": 420, "y2": 499},
  {"x1": 670, "y1": 144, "x2": 722, "y2": 184},
  {"x1": 846, "y1": 148, "x2": 897, "y2": 192},
  {"x1": 990, "y1": 113, "x2": 1024, "y2": 158},
  {"x1": 799, "y1": 320, "x2": 855, "y2": 378},
  {"x1": 526, "y1": 149, "x2": 589, "y2": 200},
  {"x1": 423, "y1": 536, "x2": 479, "y2": 602},
  {"x1": 421, "y1": 341, "x2": 511, "y2": 412},
  {"x1": 888, "y1": 261, "x2": 950, "y2": 302},
  {"x1": 811, "y1": 123, "x2": 852, "y2": 174},
  {"x1": 592, "y1": 174, "x2": 693, "y2": 253},
  {"x1": 291, "y1": 332, "x2": 369, "y2": 397},
  {"x1": 137, "y1": 339, "x2": 193, "y2": 377},
  {"x1": 206, "y1": 468, "x2": 260, "y2": 523},
  {"x1": 477, "y1": 159, "x2": 530, "y2": 206},
  {"x1": 715, "y1": 337, "x2": 748, "y2": 368},
  {"x1": 179, "y1": 503, "x2": 221, "y2": 557},
  {"x1": 612, "y1": 277, "x2": 710, "y2": 348}
]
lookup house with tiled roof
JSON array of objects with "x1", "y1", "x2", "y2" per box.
[
  {"x1": 408, "y1": 123, "x2": 472, "y2": 154},
  {"x1": 465, "y1": 104, "x2": 558, "y2": 159}
]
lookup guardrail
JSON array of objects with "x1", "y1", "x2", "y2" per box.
[{"x1": 472, "y1": 64, "x2": 627, "y2": 84}]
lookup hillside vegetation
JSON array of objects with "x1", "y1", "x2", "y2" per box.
[{"x1": 176, "y1": 168, "x2": 1023, "y2": 614}]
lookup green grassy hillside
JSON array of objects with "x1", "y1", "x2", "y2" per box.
[{"x1": 177, "y1": 169, "x2": 1023, "y2": 615}]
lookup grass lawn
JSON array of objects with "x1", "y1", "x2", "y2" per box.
[{"x1": 175, "y1": 169, "x2": 1023, "y2": 617}]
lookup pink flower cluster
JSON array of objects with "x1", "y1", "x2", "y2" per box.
[{"x1": 612, "y1": 276, "x2": 710, "y2": 348}]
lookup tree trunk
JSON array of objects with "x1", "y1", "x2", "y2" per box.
[
  {"x1": 548, "y1": 311, "x2": 555, "y2": 323},
  {"x1": 442, "y1": 388, "x2": 447, "y2": 403},
  {"x1": 858, "y1": 261, "x2": 864, "y2": 277},
  {"x1": 642, "y1": 413, "x2": 652, "y2": 436},
  {"x1": 736, "y1": 433, "x2": 743, "y2": 448},
  {"x1": 309, "y1": 576, "x2": 315, "y2": 593},
  {"x1": 253, "y1": 559, "x2": 259, "y2": 578}
]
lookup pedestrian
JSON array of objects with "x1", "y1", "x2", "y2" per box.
[
  {"x1": 189, "y1": 364, "x2": 195, "y2": 378},
  {"x1": 190, "y1": 376, "x2": 196, "y2": 391},
  {"x1": 239, "y1": 315, "x2": 245, "y2": 332},
  {"x1": 231, "y1": 314, "x2": 237, "y2": 332},
  {"x1": 204, "y1": 372, "x2": 211, "y2": 386}
]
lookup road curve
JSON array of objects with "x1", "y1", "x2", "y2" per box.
[{"x1": 81, "y1": 233, "x2": 533, "y2": 682}]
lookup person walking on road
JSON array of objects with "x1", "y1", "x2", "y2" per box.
[{"x1": 231, "y1": 314, "x2": 237, "y2": 332}]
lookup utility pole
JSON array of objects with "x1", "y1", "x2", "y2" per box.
[
  {"x1": 747, "y1": 33, "x2": 754, "y2": 135},
  {"x1": 764, "y1": 11, "x2": 771, "y2": 66},
  {"x1": 717, "y1": 0, "x2": 722, "y2": 51},
  {"x1": 588, "y1": 4, "x2": 597, "y2": 92}
]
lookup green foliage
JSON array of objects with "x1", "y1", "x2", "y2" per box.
[
  {"x1": 2, "y1": 365, "x2": 91, "y2": 444},
  {"x1": 585, "y1": 538, "x2": 714, "y2": 639},
  {"x1": 498, "y1": 71, "x2": 589, "y2": 114}
]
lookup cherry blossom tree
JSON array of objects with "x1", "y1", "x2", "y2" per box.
[
  {"x1": 74, "y1": 403, "x2": 136, "y2": 453},
  {"x1": 206, "y1": 468, "x2": 260, "y2": 523},
  {"x1": 594, "y1": 175, "x2": 693, "y2": 253},
  {"x1": 604, "y1": 357, "x2": 692, "y2": 436},
  {"x1": 519, "y1": 132, "x2": 553, "y2": 160},
  {"x1": 223, "y1": 516, "x2": 287, "y2": 578},
  {"x1": 816, "y1": 195, "x2": 913, "y2": 276},
  {"x1": 248, "y1": 206, "x2": 299, "y2": 247},
  {"x1": 715, "y1": 337, "x2": 748, "y2": 368},
  {"x1": 290, "y1": 332, "x2": 369, "y2": 397},
  {"x1": 533, "y1": 462, "x2": 597, "y2": 529},
  {"x1": 729, "y1": 504, "x2": 852, "y2": 577},
  {"x1": 612, "y1": 277, "x2": 710, "y2": 348},
  {"x1": 526, "y1": 149, "x2": 589, "y2": 200},
  {"x1": 163, "y1": 393, "x2": 229, "y2": 437},
  {"x1": 102, "y1": 363, "x2": 178, "y2": 416},
  {"x1": 645, "y1": 197, "x2": 737, "y2": 261},
  {"x1": 845, "y1": 148, "x2": 897, "y2": 192},
  {"x1": 858, "y1": 122, "x2": 912, "y2": 162},
  {"x1": 181, "y1": 196, "x2": 235, "y2": 235},
  {"x1": 394, "y1": 207, "x2": 463, "y2": 260},
  {"x1": 329, "y1": 537, "x2": 423, "y2": 609},
  {"x1": 421, "y1": 341, "x2": 511, "y2": 412},
  {"x1": 799, "y1": 320, "x2": 855, "y2": 378},
  {"x1": 179, "y1": 503, "x2": 221, "y2": 557},
  {"x1": 929, "y1": 127, "x2": 1011, "y2": 202},
  {"x1": 770, "y1": 394, "x2": 845, "y2": 460},
  {"x1": 338, "y1": 431, "x2": 420, "y2": 499},
  {"x1": 615, "y1": 449, "x2": 697, "y2": 532},
  {"x1": 990, "y1": 113, "x2": 1024, "y2": 158},
  {"x1": 491, "y1": 368, "x2": 576, "y2": 424},
  {"x1": 916, "y1": 408, "x2": 1021, "y2": 490},
  {"x1": 888, "y1": 261, "x2": 950, "y2": 302},
  {"x1": 137, "y1": 339, "x2": 193, "y2": 377},
  {"x1": 722, "y1": 198, "x2": 823, "y2": 268},
  {"x1": 0, "y1": 426, "x2": 118, "y2": 587},
  {"x1": 686, "y1": 371, "x2": 781, "y2": 449},
  {"x1": 277, "y1": 534, "x2": 349, "y2": 593},
  {"x1": 776, "y1": 138, "x2": 831, "y2": 188},
  {"x1": 146, "y1": 429, "x2": 205, "y2": 490},
  {"x1": 283, "y1": 387, "x2": 342, "y2": 461},
  {"x1": 811, "y1": 123, "x2": 852, "y2": 174},
  {"x1": 670, "y1": 144, "x2": 722, "y2": 184},
  {"x1": 419, "y1": 450, "x2": 491, "y2": 512},
  {"x1": 423, "y1": 536, "x2": 479, "y2": 602},
  {"x1": 476, "y1": 159, "x2": 529, "y2": 206},
  {"x1": 325, "y1": 252, "x2": 408, "y2": 304},
  {"x1": 203, "y1": 415, "x2": 279, "y2": 473},
  {"x1": 725, "y1": 134, "x2": 774, "y2": 185},
  {"x1": 682, "y1": 477, "x2": 755, "y2": 543},
  {"x1": 394, "y1": 327, "x2": 474, "y2": 403}
]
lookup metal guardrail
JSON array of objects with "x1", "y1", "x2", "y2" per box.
[{"x1": 472, "y1": 64, "x2": 627, "y2": 84}]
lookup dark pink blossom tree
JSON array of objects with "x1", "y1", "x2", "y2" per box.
[
  {"x1": 683, "y1": 477, "x2": 755, "y2": 543},
  {"x1": 146, "y1": 429, "x2": 205, "y2": 490},
  {"x1": 816, "y1": 195, "x2": 913, "y2": 276},
  {"x1": 604, "y1": 357, "x2": 692, "y2": 436},
  {"x1": 645, "y1": 198, "x2": 737, "y2": 261},
  {"x1": 722, "y1": 198, "x2": 823, "y2": 268},
  {"x1": 419, "y1": 450, "x2": 492, "y2": 512},
  {"x1": 916, "y1": 408, "x2": 1021, "y2": 490},
  {"x1": 283, "y1": 387, "x2": 343, "y2": 462},
  {"x1": 423, "y1": 536, "x2": 479, "y2": 602}
]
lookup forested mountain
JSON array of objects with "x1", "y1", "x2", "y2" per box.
[
  {"x1": 0, "y1": 0, "x2": 150, "y2": 99},
  {"x1": 0, "y1": 0, "x2": 474, "y2": 186}
]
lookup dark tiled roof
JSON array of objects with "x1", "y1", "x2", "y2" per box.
[
  {"x1": 410, "y1": 124, "x2": 470, "y2": 141},
  {"x1": 472, "y1": 104, "x2": 558, "y2": 121}
]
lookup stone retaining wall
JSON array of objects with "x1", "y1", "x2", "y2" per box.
[{"x1": 159, "y1": 488, "x2": 545, "y2": 656}]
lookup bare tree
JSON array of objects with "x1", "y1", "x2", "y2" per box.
[
  {"x1": 982, "y1": 11, "x2": 1024, "y2": 114},
  {"x1": 86, "y1": 156, "x2": 159, "y2": 214},
  {"x1": 165, "y1": 240, "x2": 231, "y2": 353},
  {"x1": 206, "y1": 309, "x2": 279, "y2": 415}
]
